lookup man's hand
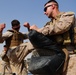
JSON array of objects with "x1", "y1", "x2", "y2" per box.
[
  {"x1": 23, "y1": 22, "x2": 39, "y2": 31},
  {"x1": 0, "y1": 23, "x2": 6, "y2": 32},
  {"x1": 30, "y1": 25, "x2": 38, "y2": 30},
  {"x1": 24, "y1": 22, "x2": 30, "y2": 28}
]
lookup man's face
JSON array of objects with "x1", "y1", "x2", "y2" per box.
[
  {"x1": 44, "y1": 2, "x2": 54, "y2": 18},
  {"x1": 12, "y1": 24, "x2": 20, "y2": 31}
]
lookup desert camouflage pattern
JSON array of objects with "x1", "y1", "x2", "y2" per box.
[
  {"x1": 40, "y1": 12, "x2": 75, "y2": 35},
  {"x1": 0, "y1": 31, "x2": 34, "y2": 75}
]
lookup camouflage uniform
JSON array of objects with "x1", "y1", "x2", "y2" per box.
[
  {"x1": 0, "y1": 50, "x2": 13, "y2": 75},
  {"x1": 32, "y1": 12, "x2": 75, "y2": 75},
  {"x1": 0, "y1": 30, "x2": 34, "y2": 75}
]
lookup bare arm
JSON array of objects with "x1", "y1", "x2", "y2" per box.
[{"x1": 0, "y1": 23, "x2": 6, "y2": 43}]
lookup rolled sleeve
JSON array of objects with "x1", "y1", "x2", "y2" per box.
[
  {"x1": 41, "y1": 25, "x2": 54, "y2": 35},
  {"x1": 23, "y1": 32, "x2": 29, "y2": 39},
  {"x1": 54, "y1": 12, "x2": 75, "y2": 34},
  {"x1": 0, "y1": 31, "x2": 13, "y2": 43},
  {"x1": 2, "y1": 31, "x2": 13, "y2": 40}
]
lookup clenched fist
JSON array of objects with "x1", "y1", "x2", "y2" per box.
[{"x1": 0, "y1": 23, "x2": 6, "y2": 32}]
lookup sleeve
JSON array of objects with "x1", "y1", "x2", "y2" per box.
[
  {"x1": 41, "y1": 12, "x2": 75, "y2": 35},
  {"x1": 2, "y1": 31, "x2": 13, "y2": 39},
  {"x1": 53, "y1": 12, "x2": 75, "y2": 34},
  {"x1": 0, "y1": 31, "x2": 13, "y2": 42},
  {"x1": 23, "y1": 32, "x2": 29, "y2": 39}
]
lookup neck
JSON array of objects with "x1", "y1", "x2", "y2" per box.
[
  {"x1": 12, "y1": 29, "x2": 19, "y2": 32},
  {"x1": 52, "y1": 9, "x2": 60, "y2": 18}
]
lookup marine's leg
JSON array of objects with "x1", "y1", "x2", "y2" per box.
[
  {"x1": 7, "y1": 42, "x2": 34, "y2": 75},
  {"x1": 1, "y1": 63, "x2": 6, "y2": 75},
  {"x1": 11, "y1": 61, "x2": 27, "y2": 75},
  {"x1": 6, "y1": 63, "x2": 13, "y2": 74}
]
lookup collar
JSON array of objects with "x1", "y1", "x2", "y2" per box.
[{"x1": 51, "y1": 12, "x2": 64, "y2": 21}]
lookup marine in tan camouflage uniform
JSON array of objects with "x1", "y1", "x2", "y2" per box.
[
  {"x1": 0, "y1": 20, "x2": 34, "y2": 75},
  {"x1": 24, "y1": 0, "x2": 75, "y2": 75}
]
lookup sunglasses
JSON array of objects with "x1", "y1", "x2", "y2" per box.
[{"x1": 44, "y1": 5, "x2": 53, "y2": 12}]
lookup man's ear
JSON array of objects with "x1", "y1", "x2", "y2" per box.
[{"x1": 52, "y1": 4, "x2": 55, "y2": 9}]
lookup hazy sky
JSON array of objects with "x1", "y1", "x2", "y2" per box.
[{"x1": 0, "y1": 0, "x2": 76, "y2": 59}]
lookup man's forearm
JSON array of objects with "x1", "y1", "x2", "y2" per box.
[{"x1": 0, "y1": 33, "x2": 4, "y2": 43}]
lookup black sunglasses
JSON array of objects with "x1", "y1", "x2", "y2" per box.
[{"x1": 44, "y1": 5, "x2": 52, "y2": 12}]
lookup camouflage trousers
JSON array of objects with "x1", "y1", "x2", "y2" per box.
[
  {"x1": 1, "y1": 61, "x2": 12, "y2": 75},
  {"x1": 6, "y1": 42, "x2": 34, "y2": 75}
]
